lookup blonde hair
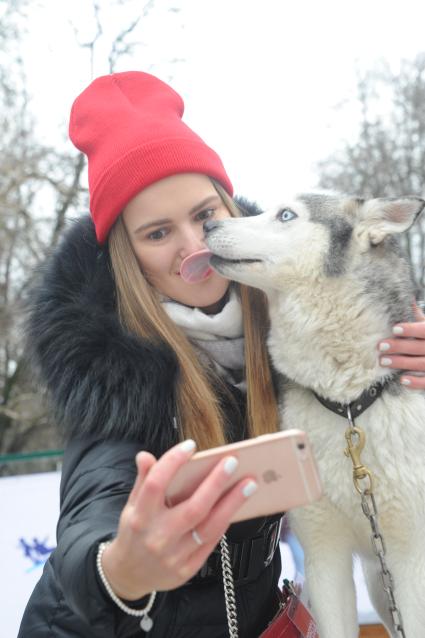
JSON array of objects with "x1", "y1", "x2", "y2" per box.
[{"x1": 108, "y1": 180, "x2": 279, "y2": 449}]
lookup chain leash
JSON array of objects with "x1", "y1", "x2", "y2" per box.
[
  {"x1": 220, "y1": 534, "x2": 239, "y2": 637},
  {"x1": 344, "y1": 405, "x2": 406, "y2": 637}
]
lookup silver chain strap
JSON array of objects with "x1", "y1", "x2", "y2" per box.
[
  {"x1": 220, "y1": 534, "x2": 239, "y2": 637},
  {"x1": 344, "y1": 406, "x2": 406, "y2": 637},
  {"x1": 360, "y1": 491, "x2": 406, "y2": 636}
]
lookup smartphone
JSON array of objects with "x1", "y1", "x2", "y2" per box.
[{"x1": 165, "y1": 429, "x2": 322, "y2": 522}]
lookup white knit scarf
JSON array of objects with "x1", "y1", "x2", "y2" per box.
[{"x1": 162, "y1": 287, "x2": 246, "y2": 390}]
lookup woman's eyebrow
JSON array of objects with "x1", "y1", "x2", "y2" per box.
[
  {"x1": 133, "y1": 195, "x2": 221, "y2": 235},
  {"x1": 134, "y1": 218, "x2": 171, "y2": 235},
  {"x1": 188, "y1": 194, "x2": 220, "y2": 215}
]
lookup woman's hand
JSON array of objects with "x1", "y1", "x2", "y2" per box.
[
  {"x1": 378, "y1": 302, "x2": 425, "y2": 389},
  {"x1": 101, "y1": 440, "x2": 257, "y2": 600}
]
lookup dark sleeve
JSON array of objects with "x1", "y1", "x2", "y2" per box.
[{"x1": 53, "y1": 437, "x2": 167, "y2": 634}]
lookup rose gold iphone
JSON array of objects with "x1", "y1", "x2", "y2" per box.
[{"x1": 166, "y1": 429, "x2": 322, "y2": 522}]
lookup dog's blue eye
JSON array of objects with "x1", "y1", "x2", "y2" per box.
[{"x1": 277, "y1": 209, "x2": 297, "y2": 222}]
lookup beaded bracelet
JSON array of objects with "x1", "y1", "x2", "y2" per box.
[{"x1": 96, "y1": 541, "x2": 157, "y2": 632}]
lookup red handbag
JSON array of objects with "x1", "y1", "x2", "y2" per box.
[{"x1": 259, "y1": 581, "x2": 319, "y2": 638}]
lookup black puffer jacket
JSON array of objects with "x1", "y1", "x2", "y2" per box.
[{"x1": 18, "y1": 214, "x2": 282, "y2": 638}]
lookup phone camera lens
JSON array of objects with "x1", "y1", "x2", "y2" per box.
[{"x1": 296, "y1": 442, "x2": 308, "y2": 460}]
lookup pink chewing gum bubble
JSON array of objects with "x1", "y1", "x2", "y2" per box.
[{"x1": 180, "y1": 249, "x2": 213, "y2": 283}]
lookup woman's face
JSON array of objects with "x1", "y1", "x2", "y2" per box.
[{"x1": 122, "y1": 173, "x2": 231, "y2": 310}]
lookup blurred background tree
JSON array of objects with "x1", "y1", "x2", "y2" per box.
[
  {"x1": 0, "y1": 0, "x2": 86, "y2": 469},
  {"x1": 0, "y1": 0, "x2": 166, "y2": 473},
  {"x1": 317, "y1": 54, "x2": 425, "y2": 297}
]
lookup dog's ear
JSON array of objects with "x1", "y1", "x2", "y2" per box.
[{"x1": 355, "y1": 197, "x2": 425, "y2": 246}]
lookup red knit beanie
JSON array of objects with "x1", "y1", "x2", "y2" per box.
[{"x1": 69, "y1": 71, "x2": 233, "y2": 243}]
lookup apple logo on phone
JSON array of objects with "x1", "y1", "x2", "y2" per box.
[{"x1": 262, "y1": 469, "x2": 282, "y2": 483}]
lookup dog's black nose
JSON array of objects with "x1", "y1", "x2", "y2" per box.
[{"x1": 203, "y1": 220, "x2": 219, "y2": 235}]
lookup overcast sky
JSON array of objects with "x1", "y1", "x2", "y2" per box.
[{"x1": 21, "y1": 0, "x2": 425, "y2": 207}]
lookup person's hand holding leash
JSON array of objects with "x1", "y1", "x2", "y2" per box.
[
  {"x1": 100, "y1": 440, "x2": 257, "y2": 601},
  {"x1": 378, "y1": 302, "x2": 425, "y2": 389}
]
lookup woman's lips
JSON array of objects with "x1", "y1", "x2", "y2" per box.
[{"x1": 180, "y1": 249, "x2": 213, "y2": 283}]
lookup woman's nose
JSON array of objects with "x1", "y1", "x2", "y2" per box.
[{"x1": 179, "y1": 225, "x2": 204, "y2": 256}]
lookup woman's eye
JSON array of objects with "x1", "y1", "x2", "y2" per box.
[
  {"x1": 147, "y1": 228, "x2": 168, "y2": 241},
  {"x1": 277, "y1": 208, "x2": 297, "y2": 223},
  {"x1": 196, "y1": 208, "x2": 215, "y2": 222}
]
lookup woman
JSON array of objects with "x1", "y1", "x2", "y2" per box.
[{"x1": 18, "y1": 71, "x2": 425, "y2": 638}]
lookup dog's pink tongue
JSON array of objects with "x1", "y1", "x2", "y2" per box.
[{"x1": 180, "y1": 249, "x2": 213, "y2": 283}]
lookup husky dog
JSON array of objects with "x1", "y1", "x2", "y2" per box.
[{"x1": 204, "y1": 194, "x2": 425, "y2": 638}]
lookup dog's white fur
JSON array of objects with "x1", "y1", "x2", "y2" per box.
[{"x1": 205, "y1": 194, "x2": 425, "y2": 638}]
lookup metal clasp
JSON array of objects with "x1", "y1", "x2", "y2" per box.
[{"x1": 344, "y1": 413, "x2": 374, "y2": 495}]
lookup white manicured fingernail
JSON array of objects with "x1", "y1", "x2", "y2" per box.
[
  {"x1": 379, "y1": 342, "x2": 391, "y2": 352},
  {"x1": 380, "y1": 357, "x2": 392, "y2": 366},
  {"x1": 180, "y1": 439, "x2": 196, "y2": 453},
  {"x1": 401, "y1": 377, "x2": 411, "y2": 385},
  {"x1": 242, "y1": 480, "x2": 258, "y2": 498},
  {"x1": 223, "y1": 456, "x2": 238, "y2": 475},
  {"x1": 393, "y1": 326, "x2": 404, "y2": 335}
]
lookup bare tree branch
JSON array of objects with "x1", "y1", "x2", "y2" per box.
[
  {"x1": 68, "y1": 0, "x2": 103, "y2": 78},
  {"x1": 50, "y1": 152, "x2": 86, "y2": 247},
  {"x1": 317, "y1": 54, "x2": 425, "y2": 298},
  {"x1": 108, "y1": 15, "x2": 142, "y2": 73}
]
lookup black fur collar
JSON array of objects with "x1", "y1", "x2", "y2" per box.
[{"x1": 26, "y1": 216, "x2": 179, "y2": 453}]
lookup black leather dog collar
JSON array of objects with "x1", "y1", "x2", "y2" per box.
[{"x1": 313, "y1": 381, "x2": 388, "y2": 419}]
